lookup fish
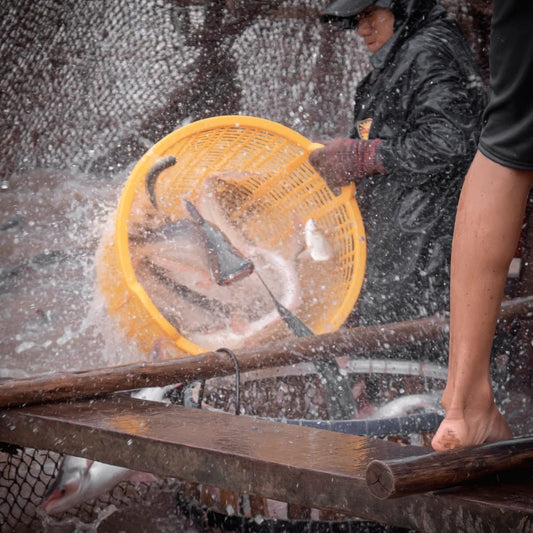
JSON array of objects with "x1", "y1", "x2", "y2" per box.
[
  {"x1": 130, "y1": 220, "x2": 247, "y2": 343},
  {"x1": 253, "y1": 261, "x2": 356, "y2": 421},
  {"x1": 301, "y1": 218, "x2": 333, "y2": 261},
  {"x1": 143, "y1": 160, "x2": 255, "y2": 287},
  {"x1": 41, "y1": 385, "x2": 179, "y2": 515},
  {"x1": 129, "y1": 384, "x2": 177, "y2": 402},
  {"x1": 145, "y1": 155, "x2": 178, "y2": 209},
  {"x1": 371, "y1": 392, "x2": 443, "y2": 419},
  {"x1": 41, "y1": 455, "x2": 157, "y2": 515},
  {"x1": 183, "y1": 199, "x2": 254, "y2": 286},
  {"x1": 129, "y1": 218, "x2": 200, "y2": 244},
  {"x1": 131, "y1": 383, "x2": 202, "y2": 408},
  {"x1": 131, "y1": 173, "x2": 304, "y2": 350},
  {"x1": 177, "y1": 244, "x2": 302, "y2": 350},
  {"x1": 143, "y1": 258, "x2": 234, "y2": 319}
]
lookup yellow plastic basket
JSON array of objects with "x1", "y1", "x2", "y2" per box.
[{"x1": 97, "y1": 116, "x2": 366, "y2": 357}]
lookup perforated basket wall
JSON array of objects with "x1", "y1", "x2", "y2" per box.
[{"x1": 97, "y1": 116, "x2": 366, "y2": 356}]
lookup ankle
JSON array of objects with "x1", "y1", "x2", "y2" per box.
[{"x1": 440, "y1": 379, "x2": 495, "y2": 415}]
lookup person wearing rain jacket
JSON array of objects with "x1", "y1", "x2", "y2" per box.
[{"x1": 310, "y1": 0, "x2": 486, "y2": 351}]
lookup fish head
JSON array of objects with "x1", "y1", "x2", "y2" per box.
[
  {"x1": 41, "y1": 457, "x2": 92, "y2": 514},
  {"x1": 184, "y1": 199, "x2": 255, "y2": 285}
]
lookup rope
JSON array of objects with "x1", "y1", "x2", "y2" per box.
[{"x1": 216, "y1": 348, "x2": 241, "y2": 416}]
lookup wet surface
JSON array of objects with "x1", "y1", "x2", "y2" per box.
[
  {"x1": 3, "y1": 396, "x2": 531, "y2": 533},
  {"x1": 0, "y1": 168, "x2": 147, "y2": 378},
  {"x1": 1, "y1": 165, "x2": 531, "y2": 532}
]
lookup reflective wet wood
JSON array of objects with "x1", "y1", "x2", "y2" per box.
[{"x1": 1, "y1": 395, "x2": 531, "y2": 532}]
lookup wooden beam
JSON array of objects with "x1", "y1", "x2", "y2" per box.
[
  {"x1": 366, "y1": 436, "x2": 533, "y2": 499},
  {"x1": 0, "y1": 396, "x2": 531, "y2": 532},
  {"x1": 1, "y1": 295, "x2": 531, "y2": 409}
]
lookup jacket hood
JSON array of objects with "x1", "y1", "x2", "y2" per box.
[
  {"x1": 390, "y1": 0, "x2": 438, "y2": 33},
  {"x1": 370, "y1": 0, "x2": 441, "y2": 69}
]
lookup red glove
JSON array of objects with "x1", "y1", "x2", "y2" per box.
[{"x1": 308, "y1": 137, "x2": 386, "y2": 187}]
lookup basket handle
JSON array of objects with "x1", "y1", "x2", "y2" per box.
[{"x1": 308, "y1": 143, "x2": 356, "y2": 198}]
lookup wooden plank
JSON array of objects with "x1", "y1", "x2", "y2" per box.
[
  {"x1": 1, "y1": 295, "x2": 531, "y2": 409},
  {"x1": 366, "y1": 437, "x2": 533, "y2": 499},
  {"x1": 1, "y1": 396, "x2": 531, "y2": 532}
]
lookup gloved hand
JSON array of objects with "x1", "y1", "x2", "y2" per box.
[{"x1": 308, "y1": 137, "x2": 386, "y2": 187}]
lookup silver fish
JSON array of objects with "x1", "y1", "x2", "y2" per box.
[
  {"x1": 303, "y1": 218, "x2": 333, "y2": 261},
  {"x1": 371, "y1": 392, "x2": 443, "y2": 419},
  {"x1": 41, "y1": 385, "x2": 174, "y2": 514},
  {"x1": 143, "y1": 258, "x2": 234, "y2": 319},
  {"x1": 130, "y1": 218, "x2": 200, "y2": 244},
  {"x1": 41, "y1": 455, "x2": 157, "y2": 515},
  {"x1": 131, "y1": 222, "x2": 302, "y2": 350},
  {"x1": 129, "y1": 384, "x2": 177, "y2": 402},
  {"x1": 143, "y1": 158, "x2": 255, "y2": 287}
]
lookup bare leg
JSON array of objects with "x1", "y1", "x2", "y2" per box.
[{"x1": 432, "y1": 151, "x2": 533, "y2": 451}]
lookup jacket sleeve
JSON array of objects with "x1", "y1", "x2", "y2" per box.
[{"x1": 378, "y1": 45, "x2": 486, "y2": 187}]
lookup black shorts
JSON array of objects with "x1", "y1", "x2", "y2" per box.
[{"x1": 478, "y1": 0, "x2": 533, "y2": 170}]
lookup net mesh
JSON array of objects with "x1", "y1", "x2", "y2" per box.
[
  {"x1": 0, "y1": 445, "x2": 182, "y2": 532},
  {"x1": 0, "y1": 0, "x2": 488, "y2": 181},
  {"x1": 0, "y1": 447, "x2": 57, "y2": 531}
]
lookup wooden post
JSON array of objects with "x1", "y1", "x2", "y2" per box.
[{"x1": 366, "y1": 436, "x2": 533, "y2": 499}]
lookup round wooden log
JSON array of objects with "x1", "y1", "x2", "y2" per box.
[
  {"x1": 0, "y1": 296, "x2": 530, "y2": 409},
  {"x1": 365, "y1": 436, "x2": 533, "y2": 499}
]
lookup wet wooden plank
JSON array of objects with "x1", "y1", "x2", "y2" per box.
[{"x1": 1, "y1": 396, "x2": 532, "y2": 532}]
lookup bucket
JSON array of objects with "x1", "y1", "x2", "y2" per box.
[{"x1": 97, "y1": 116, "x2": 366, "y2": 356}]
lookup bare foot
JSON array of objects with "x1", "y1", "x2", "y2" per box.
[{"x1": 431, "y1": 402, "x2": 512, "y2": 451}]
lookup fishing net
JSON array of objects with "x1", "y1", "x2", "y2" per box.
[
  {"x1": 0, "y1": 446, "x2": 55, "y2": 531},
  {"x1": 0, "y1": 0, "x2": 489, "y2": 183},
  {"x1": 0, "y1": 445, "x2": 183, "y2": 532}
]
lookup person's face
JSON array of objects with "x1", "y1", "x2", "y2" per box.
[{"x1": 356, "y1": 7, "x2": 395, "y2": 53}]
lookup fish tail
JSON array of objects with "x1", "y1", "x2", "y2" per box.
[
  {"x1": 183, "y1": 199, "x2": 204, "y2": 225},
  {"x1": 145, "y1": 155, "x2": 177, "y2": 209}
]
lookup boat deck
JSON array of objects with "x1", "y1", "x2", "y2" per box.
[{"x1": 1, "y1": 394, "x2": 531, "y2": 532}]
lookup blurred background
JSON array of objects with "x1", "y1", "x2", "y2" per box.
[{"x1": 0, "y1": 0, "x2": 491, "y2": 182}]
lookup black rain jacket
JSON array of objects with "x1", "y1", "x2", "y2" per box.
[{"x1": 347, "y1": 0, "x2": 487, "y2": 328}]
